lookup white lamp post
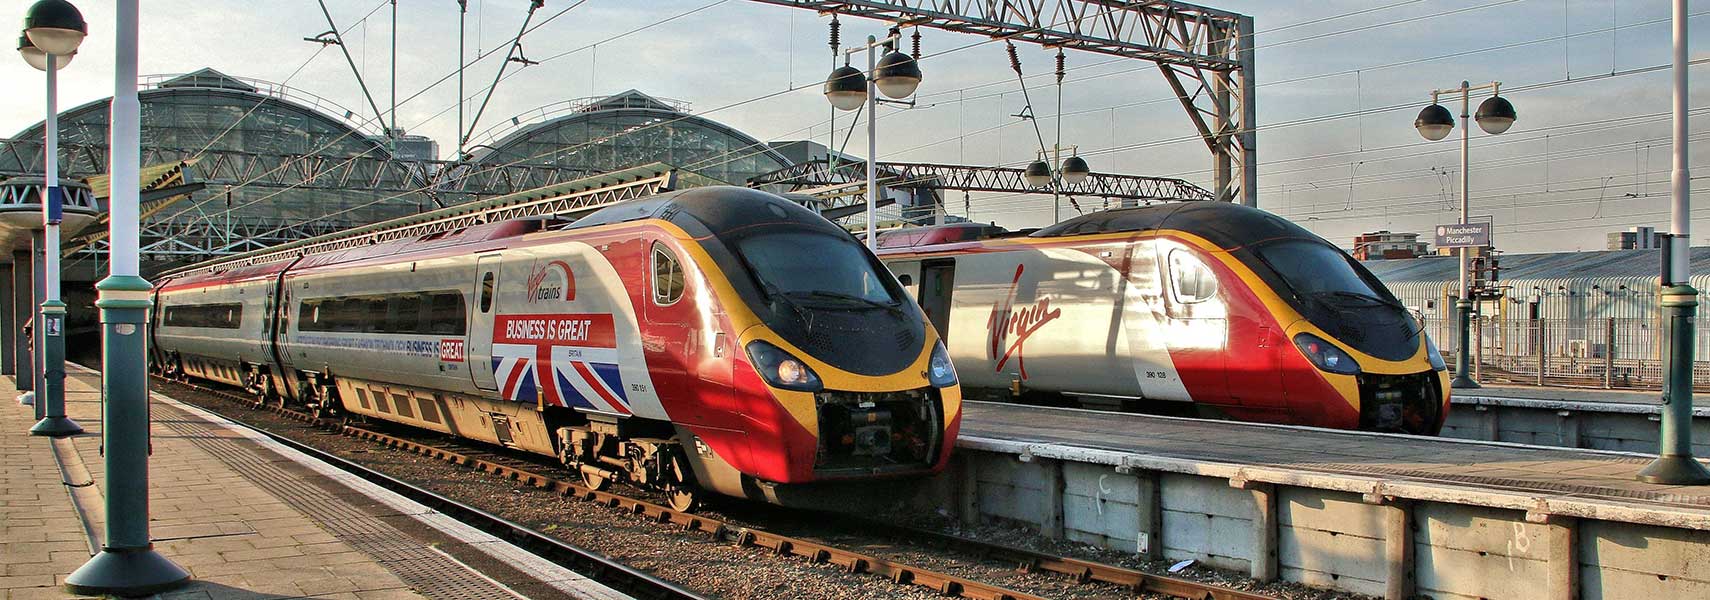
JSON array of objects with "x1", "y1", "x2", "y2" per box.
[
  {"x1": 1414, "y1": 81, "x2": 1516, "y2": 391},
  {"x1": 825, "y1": 29, "x2": 921, "y2": 249},
  {"x1": 19, "y1": 0, "x2": 84, "y2": 437},
  {"x1": 64, "y1": 0, "x2": 194, "y2": 593}
]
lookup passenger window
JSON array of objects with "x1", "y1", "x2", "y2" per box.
[
  {"x1": 479, "y1": 272, "x2": 496, "y2": 312},
  {"x1": 652, "y1": 243, "x2": 685, "y2": 305},
  {"x1": 430, "y1": 293, "x2": 466, "y2": 335},
  {"x1": 1169, "y1": 249, "x2": 1218, "y2": 304}
]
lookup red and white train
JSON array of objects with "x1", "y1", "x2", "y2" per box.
[
  {"x1": 152, "y1": 186, "x2": 962, "y2": 509},
  {"x1": 878, "y1": 201, "x2": 1450, "y2": 435}
]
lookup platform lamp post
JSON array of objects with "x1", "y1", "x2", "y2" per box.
[
  {"x1": 18, "y1": 0, "x2": 84, "y2": 437},
  {"x1": 1638, "y1": 0, "x2": 1710, "y2": 485},
  {"x1": 825, "y1": 28, "x2": 922, "y2": 250},
  {"x1": 1415, "y1": 81, "x2": 1516, "y2": 390},
  {"x1": 65, "y1": 0, "x2": 194, "y2": 594}
]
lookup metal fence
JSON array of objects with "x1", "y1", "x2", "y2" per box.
[{"x1": 1422, "y1": 315, "x2": 1710, "y2": 390}]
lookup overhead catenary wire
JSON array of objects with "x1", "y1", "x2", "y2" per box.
[{"x1": 188, "y1": 0, "x2": 1139, "y2": 237}]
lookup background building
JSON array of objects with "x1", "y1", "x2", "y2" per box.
[
  {"x1": 1607, "y1": 226, "x2": 1664, "y2": 250},
  {"x1": 1351, "y1": 230, "x2": 1429, "y2": 260}
]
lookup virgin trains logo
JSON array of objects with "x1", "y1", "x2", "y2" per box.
[
  {"x1": 987, "y1": 264, "x2": 1061, "y2": 380},
  {"x1": 526, "y1": 260, "x2": 575, "y2": 303}
]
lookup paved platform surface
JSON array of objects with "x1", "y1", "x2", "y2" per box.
[
  {"x1": 963, "y1": 400, "x2": 1710, "y2": 514},
  {"x1": 1, "y1": 367, "x2": 617, "y2": 600}
]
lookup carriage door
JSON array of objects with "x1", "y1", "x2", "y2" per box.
[
  {"x1": 469, "y1": 255, "x2": 502, "y2": 391},
  {"x1": 918, "y1": 260, "x2": 956, "y2": 340}
]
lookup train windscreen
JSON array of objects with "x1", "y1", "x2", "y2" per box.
[
  {"x1": 737, "y1": 232, "x2": 903, "y2": 306},
  {"x1": 1256, "y1": 240, "x2": 1397, "y2": 303},
  {"x1": 1253, "y1": 239, "x2": 1419, "y2": 362}
]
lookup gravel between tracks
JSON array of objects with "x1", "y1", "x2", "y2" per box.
[{"x1": 164, "y1": 383, "x2": 1365, "y2": 600}]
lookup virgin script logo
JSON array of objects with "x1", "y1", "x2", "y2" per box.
[
  {"x1": 525, "y1": 260, "x2": 575, "y2": 304},
  {"x1": 987, "y1": 264, "x2": 1060, "y2": 380}
]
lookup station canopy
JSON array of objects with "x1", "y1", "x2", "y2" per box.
[{"x1": 468, "y1": 90, "x2": 792, "y2": 187}]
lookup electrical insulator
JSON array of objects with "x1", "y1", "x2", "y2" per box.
[
  {"x1": 829, "y1": 14, "x2": 840, "y2": 53},
  {"x1": 1006, "y1": 42, "x2": 1022, "y2": 75}
]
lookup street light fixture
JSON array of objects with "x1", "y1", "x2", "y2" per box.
[
  {"x1": 824, "y1": 64, "x2": 866, "y2": 111},
  {"x1": 1024, "y1": 160, "x2": 1052, "y2": 187},
  {"x1": 1060, "y1": 154, "x2": 1090, "y2": 185},
  {"x1": 823, "y1": 27, "x2": 923, "y2": 249},
  {"x1": 22, "y1": 0, "x2": 84, "y2": 55},
  {"x1": 17, "y1": 34, "x2": 71, "y2": 70},
  {"x1": 1415, "y1": 80, "x2": 1516, "y2": 391},
  {"x1": 18, "y1": 0, "x2": 84, "y2": 437}
]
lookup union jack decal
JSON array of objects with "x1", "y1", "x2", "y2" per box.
[{"x1": 492, "y1": 313, "x2": 631, "y2": 414}]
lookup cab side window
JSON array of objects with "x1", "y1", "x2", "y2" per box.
[
  {"x1": 652, "y1": 243, "x2": 685, "y2": 305},
  {"x1": 1169, "y1": 249, "x2": 1218, "y2": 304},
  {"x1": 479, "y1": 272, "x2": 496, "y2": 312}
]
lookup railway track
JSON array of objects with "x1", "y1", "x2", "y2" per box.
[{"x1": 158, "y1": 376, "x2": 1278, "y2": 600}]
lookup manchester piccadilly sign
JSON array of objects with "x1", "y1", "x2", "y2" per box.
[{"x1": 1434, "y1": 223, "x2": 1491, "y2": 248}]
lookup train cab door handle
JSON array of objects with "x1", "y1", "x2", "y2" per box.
[
  {"x1": 1257, "y1": 326, "x2": 1272, "y2": 348},
  {"x1": 714, "y1": 332, "x2": 726, "y2": 357}
]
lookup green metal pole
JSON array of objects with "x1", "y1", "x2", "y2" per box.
[
  {"x1": 64, "y1": 0, "x2": 192, "y2": 593},
  {"x1": 29, "y1": 297, "x2": 79, "y2": 436},
  {"x1": 28, "y1": 229, "x2": 45, "y2": 415},
  {"x1": 1638, "y1": 285, "x2": 1710, "y2": 483},
  {"x1": 1637, "y1": 0, "x2": 1710, "y2": 485}
]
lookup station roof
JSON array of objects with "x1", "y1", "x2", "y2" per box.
[{"x1": 1363, "y1": 246, "x2": 1710, "y2": 282}]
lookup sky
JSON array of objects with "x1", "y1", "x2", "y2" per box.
[{"x1": 2, "y1": 0, "x2": 1707, "y2": 254}]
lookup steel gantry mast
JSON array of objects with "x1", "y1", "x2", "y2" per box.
[{"x1": 750, "y1": 0, "x2": 1256, "y2": 207}]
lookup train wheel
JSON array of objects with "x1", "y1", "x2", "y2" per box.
[
  {"x1": 578, "y1": 465, "x2": 611, "y2": 491},
  {"x1": 664, "y1": 452, "x2": 700, "y2": 512},
  {"x1": 309, "y1": 383, "x2": 338, "y2": 421},
  {"x1": 666, "y1": 487, "x2": 699, "y2": 513}
]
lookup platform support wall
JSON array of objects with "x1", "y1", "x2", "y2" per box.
[
  {"x1": 1, "y1": 263, "x2": 13, "y2": 376},
  {"x1": 1233, "y1": 479, "x2": 1278, "y2": 582},
  {"x1": 957, "y1": 454, "x2": 979, "y2": 526},
  {"x1": 1558, "y1": 411, "x2": 1581, "y2": 448},
  {"x1": 1539, "y1": 515, "x2": 1577, "y2": 600},
  {"x1": 1380, "y1": 500, "x2": 1414, "y2": 600},
  {"x1": 1039, "y1": 458, "x2": 1065, "y2": 539},
  {"x1": 9, "y1": 250, "x2": 27, "y2": 391},
  {"x1": 1479, "y1": 405, "x2": 1499, "y2": 441},
  {"x1": 1134, "y1": 468, "x2": 1162, "y2": 560}
]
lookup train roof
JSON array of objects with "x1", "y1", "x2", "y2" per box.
[
  {"x1": 1031, "y1": 201, "x2": 1319, "y2": 249},
  {"x1": 568, "y1": 185, "x2": 849, "y2": 240}
]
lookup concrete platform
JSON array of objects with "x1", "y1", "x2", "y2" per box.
[
  {"x1": 2, "y1": 366, "x2": 630, "y2": 599},
  {"x1": 1444, "y1": 385, "x2": 1710, "y2": 452},
  {"x1": 937, "y1": 401, "x2": 1710, "y2": 600},
  {"x1": 1457, "y1": 384, "x2": 1667, "y2": 406}
]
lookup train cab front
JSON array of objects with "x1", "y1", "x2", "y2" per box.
[
  {"x1": 1244, "y1": 238, "x2": 1452, "y2": 435},
  {"x1": 658, "y1": 187, "x2": 962, "y2": 508}
]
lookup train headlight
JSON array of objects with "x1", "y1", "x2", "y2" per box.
[
  {"x1": 745, "y1": 340, "x2": 824, "y2": 392},
  {"x1": 1293, "y1": 333, "x2": 1361, "y2": 375},
  {"x1": 927, "y1": 341, "x2": 958, "y2": 388},
  {"x1": 1424, "y1": 333, "x2": 1447, "y2": 371}
]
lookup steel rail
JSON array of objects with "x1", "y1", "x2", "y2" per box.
[{"x1": 160, "y1": 376, "x2": 1278, "y2": 600}]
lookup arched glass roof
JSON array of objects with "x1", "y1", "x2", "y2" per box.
[
  {"x1": 2, "y1": 69, "x2": 425, "y2": 253},
  {"x1": 8, "y1": 69, "x2": 388, "y2": 158},
  {"x1": 471, "y1": 90, "x2": 791, "y2": 186}
]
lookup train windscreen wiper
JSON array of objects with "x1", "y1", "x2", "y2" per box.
[{"x1": 788, "y1": 290, "x2": 905, "y2": 316}]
